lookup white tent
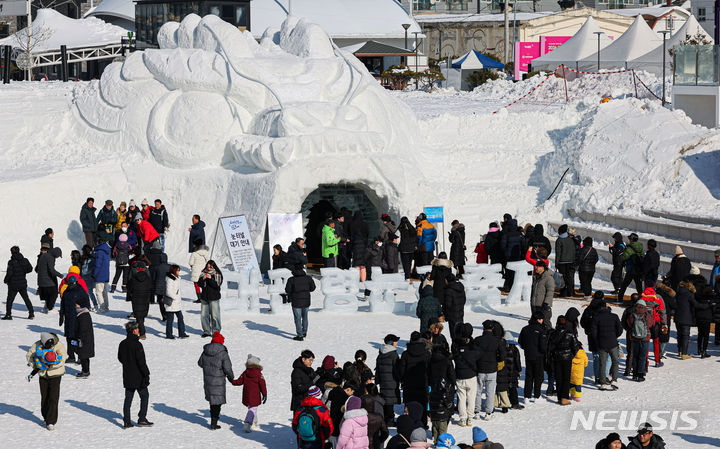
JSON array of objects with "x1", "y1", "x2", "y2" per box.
[
  {"x1": 629, "y1": 15, "x2": 713, "y2": 75},
  {"x1": 439, "y1": 50, "x2": 504, "y2": 91},
  {"x1": 579, "y1": 16, "x2": 662, "y2": 70},
  {"x1": 84, "y1": 0, "x2": 135, "y2": 31},
  {"x1": 0, "y1": 9, "x2": 127, "y2": 52},
  {"x1": 531, "y1": 16, "x2": 613, "y2": 71}
]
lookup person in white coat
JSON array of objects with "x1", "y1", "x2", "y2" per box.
[
  {"x1": 164, "y1": 265, "x2": 189, "y2": 339},
  {"x1": 189, "y1": 240, "x2": 209, "y2": 303}
]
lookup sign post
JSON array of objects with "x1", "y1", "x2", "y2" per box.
[
  {"x1": 210, "y1": 215, "x2": 259, "y2": 273},
  {"x1": 423, "y1": 206, "x2": 445, "y2": 254}
]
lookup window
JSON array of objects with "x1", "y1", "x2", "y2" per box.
[
  {"x1": 207, "y1": 3, "x2": 249, "y2": 29},
  {"x1": 698, "y1": 8, "x2": 706, "y2": 22}
]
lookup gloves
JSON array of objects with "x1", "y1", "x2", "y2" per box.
[
  {"x1": 262, "y1": 395, "x2": 267, "y2": 404},
  {"x1": 164, "y1": 227, "x2": 169, "y2": 232},
  {"x1": 661, "y1": 326, "x2": 668, "y2": 335},
  {"x1": 497, "y1": 361, "x2": 505, "y2": 372},
  {"x1": 71, "y1": 340, "x2": 79, "y2": 347}
]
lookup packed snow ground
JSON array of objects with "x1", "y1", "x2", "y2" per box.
[{"x1": 1, "y1": 270, "x2": 719, "y2": 448}]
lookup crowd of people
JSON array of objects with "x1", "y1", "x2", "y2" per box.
[{"x1": 8, "y1": 199, "x2": 720, "y2": 448}]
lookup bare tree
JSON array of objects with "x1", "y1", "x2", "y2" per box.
[{"x1": 13, "y1": 24, "x2": 53, "y2": 79}]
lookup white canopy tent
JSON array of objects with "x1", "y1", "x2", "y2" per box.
[
  {"x1": 530, "y1": 16, "x2": 613, "y2": 71},
  {"x1": 578, "y1": 16, "x2": 662, "y2": 70},
  {"x1": 439, "y1": 50, "x2": 504, "y2": 91},
  {"x1": 629, "y1": 15, "x2": 713, "y2": 76}
]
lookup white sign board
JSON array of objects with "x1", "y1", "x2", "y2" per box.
[
  {"x1": 267, "y1": 213, "x2": 304, "y2": 254},
  {"x1": 0, "y1": 1, "x2": 26, "y2": 16},
  {"x1": 219, "y1": 215, "x2": 259, "y2": 273}
]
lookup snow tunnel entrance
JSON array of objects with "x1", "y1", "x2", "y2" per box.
[{"x1": 301, "y1": 184, "x2": 381, "y2": 265}]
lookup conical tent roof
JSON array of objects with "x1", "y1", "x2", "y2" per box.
[
  {"x1": 531, "y1": 16, "x2": 613, "y2": 71},
  {"x1": 448, "y1": 50, "x2": 504, "y2": 70},
  {"x1": 630, "y1": 15, "x2": 713, "y2": 74},
  {"x1": 579, "y1": 16, "x2": 662, "y2": 69}
]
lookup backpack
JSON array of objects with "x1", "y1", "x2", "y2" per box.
[
  {"x1": 116, "y1": 248, "x2": 130, "y2": 266},
  {"x1": 296, "y1": 405, "x2": 320, "y2": 442},
  {"x1": 81, "y1": 256, "x2": 95, "y2": 279},
  {"x1": 631, "y1": 312, "x2": 648, "y2": 339}
]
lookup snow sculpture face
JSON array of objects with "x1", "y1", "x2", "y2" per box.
[{"x1": 74, "y1": 14, "x2": 418, "y2": 170}]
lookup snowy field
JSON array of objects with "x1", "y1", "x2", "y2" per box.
[{"x1": 1, "y1": 272, "x2": 719, "y2": 448}]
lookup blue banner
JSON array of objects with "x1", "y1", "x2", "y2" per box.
[{"x1": 423, "y1": 206, "x2": 444, "y2": 223}]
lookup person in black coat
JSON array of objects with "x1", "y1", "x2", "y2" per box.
[
  {"x1": 609, "y1": 232, "x2": 626, "y2": 294},
  {"x1": 351, "y1": 211, "x2": 369, "y2": 269},
  {"x1": 576, "y1": 237, "x2": 599, "y2": 298},
  {"x1": 427, "y1": 345, "x2": 455, "y2": 442},
  {"x1": 398, "y1": 217, "x2": 417, "y2": 279},
  {"x1": 272, "y1": 245, "x2": 290, "y2": 270},
  {"x1": 643, "y1": 240, "x2": 661, "y2": 286},
  {"x1": 285, "y1": 268, "x2": 316, "y2": 341},
  {"x1": 547, "y1": 316, "x2": 579, "y2": 404},
  {"x1": 442, "y1": 274, "x2": 466, "y2": 341},
  {"x1": 692, "y1": 286, "x2": 714, "y2": 358},
  {"x1": 448, "y1": 221, "x2": 466, "y2": 277},
  {"x1": 188, "y1": 215, "x2": 205, "y2": 253},
  {"x1": 496, "y1": 331, "x2": 523, "y2": 411},
  {"x1": 375, "y1": 334, "x2": 401, "y2": 426},
  {"x1": 527, "y1": 224, "x2": 552, "y2": 256},
  {"x1": 429, "y1": 255, "x2": 453, "y2": 310},
  {"x1": 519, "y1": 312, "x2": 548, "y2": 403},
  {"x1": 118, "y1": 321, "x2": 152, "y2": 427},
  {"x1": 500, "y1": 219, "x2": 524, "y2": 291},
  {"x1": 472, "y1": 321, "x2": 507, "y2": 417},
  {"x1": 362, "y1": 395, "x2": 390, "y2": 449},
  {"x1": 327, "y1": 382, "x2": 355, "y2": 440},
  {"x1": 69, "y1": 283, "x2": 95, "y2": 378},
  {"x1": 127, "y1": 262, "x2": 153, "y2": 339},
  {"x1": 484, "y1": 222, "x2": 504, "y2": 266},
  {"x1": 385, "y1": 415, "x2": 415, "y2": 449},
  {"x1": 290, "y1": 350, "x2": 315, "y2": 412},
  {"x1": 35, "y1": 247, "x2": 63, "y2": 311},
  {"x1": 150, "y1": 252, "x2": 169, "y2": 320},
  {"x1": 580, "y1": 292, "x2": 607, "y2": 384},
  {"x1": 41, "y1": 228, "x2": 54, "y2": 249},
  {"x1": 397, "y1": 332, "x2": 430, "y2": 424},
  {"x1": 286, "y1": 239, "x2": 308, "y2": 270},
  {"x1": 674, "y1": 280, "x2": 695, "y2": 357},
  {"x1": 590, "y1": 303, "x2": 623, "y2": 389},
  {"x1": 3, "y1": 246, "x2": 34, "y2": 319},
  {"x1": 453, "y1": 325, "x2": 480, "y2": 425},
  {"x1": 668, "y1": 247, "x2": 692, "y2": 291}
]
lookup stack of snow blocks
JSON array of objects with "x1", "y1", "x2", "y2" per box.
[
  {"x1": 268, "y1": 268, "x2": 292, "y2": 315},
  {"x1": 364, "y1": 269, "x2": 409, "y2": 313},
  {"x1": 220, "y1": 268, "x2": 261, "y2": 313},
  {"x1": 463, "y1": 264, "x2": 504, "y2": 311},
  {"x1": 505, "y1": 261, "x2": 532, "y2": 305},
  {"x1": 320, "y1": 267, "x2": 360, "y2": 313}
]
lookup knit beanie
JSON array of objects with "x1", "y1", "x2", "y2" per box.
[
  {"x1": 558, "y1": 224, "x2": 568, "y2": 235},
  {"x1": 129, "y1": 199, "x2": 136, "y2": 207},
  {"x1": 346, "y1": 396, "x2": 362, "y2": 411},
  {"x1": 307, "y1": 386, "x2": 322, "y2": 399},
  {"x1": 119, "y1": 234, "x2": 128, "y2": 242},
  {"x1": 322, "y1": 355, "x2": 335, "y2": 370},
  {"x1": 473, "y1": 427, "x2": 488, "y2": 443},
  {"x1": 437, "y1": 433, "x2": 456, "y2": 447},
  {"x1": 69, "y1": 266, "x2": 81, "y2": 275},
  {"x1": 40, "y1": 332, "x2": 54, "y2": 346},
  {"x1": 410, "y1": 428, "x2": 427, "y2": 443},
  {"x1": 247, "y1": 354, "x2": 261, "y2": 366},
  {"x1": 211, "y1": 331, "x2": 224, "y2": 345}
]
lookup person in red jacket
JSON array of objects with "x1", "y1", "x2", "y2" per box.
[
  {"x1": 525, "y1": 247, "x2": 549, "y2": 267},
  {"x1": 641, "y1": 283, "x2": 667, "y2": 368},
  {"x1": 134, "y1": 215, "x2": 160, "y2": 253},
  {"x1": 59, "y1": 266, "x2": 88, "y2": 295},
  {"x1": 140, "y1": 198, "x2": 154, "y2": 221},
  {"x1": 292, "y1": 386, "x2": 334, "y2": 449},
  {"x1": 231, "y1": 354, "x2": 267, "y2": 433}
]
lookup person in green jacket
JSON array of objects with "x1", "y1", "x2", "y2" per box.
[
  {"x1": 416, "y1": 283, "x2": 442, "y2": 333},
  {"x1": 617, "y1": 233, "x2": 645, "y2": 301},
  {"x1": 321, "y1": 220, "x2": 340, "y2": 268}
]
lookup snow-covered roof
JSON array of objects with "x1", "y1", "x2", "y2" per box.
[
  {"x1": 252, "y1": 0, "x2": 422, "y2": 39},
  {"x1": 414, "y1": 11, "x2": 553, "y2": 24},
  {"x1": 0, "y1": 9, "x2": 128, "y2": 52},
  {"x1": 605, "y1": 5, "x2": 689, "y2": 19},
  {"x1": 84, "y1": 0, "x2": 135, "y2": 22},
  {"x1": 531, "y1": 16, "x2": 613, "y2": 71},
  {"x1": 579, "y1": 16, "x2": 662, "y2": 69}
]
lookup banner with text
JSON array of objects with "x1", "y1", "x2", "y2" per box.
[
  {"x1": 219, "y1": 215, "x2": 259, "y2": 273},
  {"x1": 514, "y1": 42, "x2": 540, "y2": 81},
  {"x1": 423, "y1": 206, "x2": 444, "y2": 224},
  {"x1": 267, "y1": 213, "x2": 304, "y2": 259}
]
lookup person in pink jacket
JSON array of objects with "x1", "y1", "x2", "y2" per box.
[{"x1": 337, "y1": 396, "x2": 369, "y2": 449}]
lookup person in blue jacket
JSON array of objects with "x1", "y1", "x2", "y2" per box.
[
  {"x1": 93, "y1": 241, "x2": 111, "y2": 313},
  {"x1": 416, "y1": 213, "x2": 437, "y2": 267}
]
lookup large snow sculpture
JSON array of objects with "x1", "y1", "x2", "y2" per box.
[
  {"x1": 268, "y1": 268, "x2": 292, "y2": 315},
  {"x1": 220, "y1": 268, "x2": 261, "y2": 313},
  {"x1": 505, "y1": 261, "x2": 532, "y2": 305},
  {"x1": 463, "y1": 264, "x2": 504, "y2": 311},
  {"x1": 365, "y1": 271, "x2": 409, "y2": 313},
  {"x1": 74, "y1": 14, "x2": 419, "y2": 171},
  {"x1": 320, "y1": 268, "x2": 359, "y2": 313}
]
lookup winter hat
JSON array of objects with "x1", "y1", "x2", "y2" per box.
[
  {"x1": 381, "y1": 213, "x2": 390, "y2": 221},
  {"x1": 44, "y1": 350, "x2": 57, "y2": 363},
  {"x1": 129, "y1": 199, "x2": 136, "y2": 207},
  {"x1": 473, "y1": 427, "x2": 488, "y2": 443},
  {"x1": 247, "y1": 354, "x2": 261, "y2": 366},
  {"x1": 396, "y1": 415, "x2": 415, "y2": 438},
  {"x1": 637, "y1": 422, "x2": 653, "y2": 434},
  {"x1": 531, "y1": 310, "x2": 545, "y2": 322},
  {"x1": 583, "y1": 236, "x2": 593, "y2": 247},
  {"x1": 65, "y1": 276, "x2": 78, "y2": 286},
  {"x1": 410, "y1": 428, "x2": 427, "y2": 443},
  {"x1": 120, "y1": 201, "x2": 127, "y2": 207},
  {"x1": 558, "y1": 224, "x2": 568, "y2": 235},
  {"x1": 410, "y1": 331, "x2": 422, "y2": 342},
  {"x1": 345, "y1": 396, "x2": 362, "y2": 411},
  {"x1": 437, "y1": 433, "x2": 456, "y2": 447},
  {"x1": 118, "y1": 234, "x2": 128, "y2": 242},
  {"x1": 307, "y1": 386, "x2": 322, "y2": 399},
  {"x1": 322, "y1": 355, "x2": 336, "y2": 370},
  {"x1": 690, "y1": 266, "x2": 701, "y2": 275},
  {"x1": 211, "y1": 331, "x2": 224, "y2": 345},
  {"x1": 68, "y1": 266, "x2": 80, "y2": 275},
  {"x1": 675, "y1": 245, "x2": 683, "y2": 255},
  {"x1": 384, "y1": 334, "x2": 400, "y2": 344},
  {"x1": 636, "y1": 299, "x2": 647, "y2": 307},
  {"x1": 141, "y1": 198, "x2": 149, "y2": 206},
  {"x1": 593, "y1": 290, "x2": 605, "y2": 300},
  {"x1": 105, "y1": 199, "x2": 113, "y2": 206},
  {"x1": 40, "y1": 332, "x2": 54, "y2": 346},
  {"x1": 605, "y1": 432, "x2": 622, "y2": 444},
  {"x1": 134, "y1": 214, "x2": 143, "y2": 222}
]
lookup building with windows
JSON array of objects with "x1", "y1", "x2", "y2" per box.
[{"x1": 691, "y1": 0, "x2": 715, "y2": 36}]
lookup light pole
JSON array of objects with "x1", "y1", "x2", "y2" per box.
[
  {"x1": 402, "y1": 23, "x2": 411, "y2": 67},
  {"x1": 659, "y1": 30, "x2": 671, "y2": 106},
  {"x1": 593, "y1": 31, "x2": 603, "y2": 71}
]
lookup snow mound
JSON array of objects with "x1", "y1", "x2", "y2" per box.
[{"x1": 74, "y1": 13, "x2": 418, "y2": 170}]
